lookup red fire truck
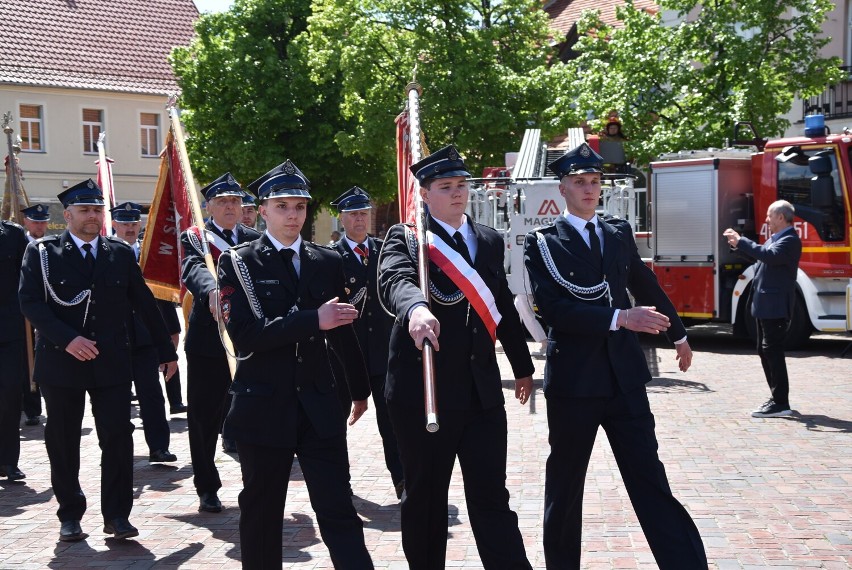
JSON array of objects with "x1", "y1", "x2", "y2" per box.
[
  {"x1": 470, "y1": 123, "x2": 852, "y2": 346},
  {"x1": 649, "y1": 123, "x2": 851, "y2": 346}
]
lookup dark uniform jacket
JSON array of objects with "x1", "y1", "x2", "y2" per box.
[
  {"x1": 180, "y1": 221, "x2": 260, "y2": 357},
  {"x1": 735, "y1": 227, "x2": 802, "y2": 320},
  {"x1": 524, "y1": 216, "x2": 686, "y2": 399},
  {"x1": 218, "y1": 235, "x2": 370, "y2": 448},
  {"x1": 1, "y1": 221, "x2": 27, "y2": 345},
  {"x1": 379, "y1": 217, "x2": 534, "y2": 411},
  {"x1": 18, "y1": 231, "x2": 177, "y2": 388},
  {"x1": 333, "y1": 237, "x2": 392, "y2": 377}
]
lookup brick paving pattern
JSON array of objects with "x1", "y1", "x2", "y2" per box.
[{"x1": 1, "y1": 325, "x2": 850, "y2": 568}]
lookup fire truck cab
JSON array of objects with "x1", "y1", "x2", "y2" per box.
[{"x1": 649, "y1": 129, "x2": 852, "y2": 346}]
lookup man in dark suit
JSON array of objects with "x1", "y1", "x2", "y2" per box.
[
  {"x1": 0, "y1": 217, "x2": 27, "y2": 481},
  {"x1": 523, "y1": 143, "x2": 707, "y2": 569},
  {"x1": 218, "y1": 160, "x2": 373, "y2": 569},
  {"x1": 330, "y1": 186, "x2": 404, "y2": 499},
  {"x1": 20, "y1": 203, "x2": 51, "y2": 426},
  {"x1": 724, "y1": 200, "x2": 802, "y2": 418},
  {"x1": 18, "y1": 180, "x2": 178, "y2": 542},
  {"x1": 112, "y1": 202, "x2": 176, "y2": 463},
  {"x1": 379, "y1": 145, "x2": 534, "y2": 570},
  {"x1": 180, "y1": 172, "x2": 261, "y2": 513}
]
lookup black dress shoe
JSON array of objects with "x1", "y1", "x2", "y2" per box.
[
  {"x1": 0, "y1": 465, "x2": 26, "y2": 480},
  {"x1": 59, "y1": 520, "x2": 87, "y2": 542},
  {"x1": 198, "y1": 491, "x2": 222, "y2": 513},
  {"x1": 169, "y1": 403, "x2": 187, "y2": 414},
  {"x1": 221, "y1": 438, "x2": 238, "y2": 453},
  {"x1": 149, "y1": 449, "x2": 178, "y2": 463},
  {"x1": 103, "y1": 518, "x2": 139, "y2": 539},
  {"x1": 394, "y1": 480, "x2": 405, "y2": 500},
  {"x1": 24, "y1": 416, "x2": 41, "y2": 426}
]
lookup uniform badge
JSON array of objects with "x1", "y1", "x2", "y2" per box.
[
  {"x1": 449, "y1": 148, "x2": 460, "y2": 161},
  {"x1": 220, "y1": 286, "x2": 235, "y2": 324},
  {"x1": 580, "y1": 145, "x2": 591, "y2": 158},
  {"x1": 283, "y1": 161, "x2": 296, "y2": 175}
]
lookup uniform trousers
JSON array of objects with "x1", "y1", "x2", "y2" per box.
[
  {"x1": 388, "y1": 401, "x2": 531, "y2": 570},
  {"x1": 0, "y1": 340, "x2": 23, "y2": 466},
  {"x1": 165, "y1": 367, "x2": 184, "y2": 408},
  {"x1": 543, "y1": 385, "x2": 707, "y2": 569},
  {"x1": 41, "y1": 382, "x2": 134, "y2": 522},
  {"x1": 186, "y1": 351, "x2": 230, "y2": 494},
  {"x1": 236, "y1": 406, "x2": 372, "y2": 570},
  {"x1": 757, "y1": 318, "x2": 790, "y2": 408},
  {"x1": 337, "y1": 374, "x2": 404, "y2": 486},
  {"x1": 131, "y1": 346, "x2": 170, "y2": 452},
  {"x1": 369, "y1": 374, "x2": 403, "y2": 486},
  {"x1": 21, "y1": 382, "x2": 42, "y2": 419}
]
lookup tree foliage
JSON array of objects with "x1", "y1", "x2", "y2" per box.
[
  {"x1": 170, "y1": 0, "x2": 367, "y2": 204},
  {"x1": 550, "y1": 0, "x2": 844, "y2": 165},
  {"x1": 171, "y1": 0, "x2": 562, "y2": 205}
]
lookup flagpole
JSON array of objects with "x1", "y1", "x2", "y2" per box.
[
  {"x1": 405, "y1": 82, "x2": 439, "y2": 433},
  {"x1": 166, "y1": 100, "x2": 237, "y2": 379},
  {"x1": 3, "y1": 113, "x2": 35, "y2": 393},
  {"x1": 96, "y1": 133, "x2": 114, "y2": 234}
]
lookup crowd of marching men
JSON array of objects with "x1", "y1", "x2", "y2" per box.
[{"x1": 0, "y1": 142, "x2": 712, "y2": 569}]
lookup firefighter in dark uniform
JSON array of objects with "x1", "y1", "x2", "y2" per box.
[
  {"x1": 20, "y1": 203, "x2": 50, "y2": 426},
  {"x1": 0, "y1": 217, "x2": 27, "y2": 481},
  {"x1": 330, "y1": 186, "x2": 404, "y2": 499},
  {"x1": 180, "y1": 173, "x2": 260, "y2": 513},
  {"x1": 111, "y1": 202, "x2": 176, "y2": 463},
  {"x1": 18, "y1": 180, "x2": 178, "y2": 542},
  {"x1": 218, "y1": 160, "x2": 374, "y2": 569},
  {"x1": 378, "y1": 145, "x2": 534, "y2": 570},
  {"x1": 523, "y1": 143, "x2": 707, "y2": 569}
]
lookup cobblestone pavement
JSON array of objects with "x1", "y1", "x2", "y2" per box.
[{"x1": 1, "y1": 325, "x2": 850, "y2": 569}]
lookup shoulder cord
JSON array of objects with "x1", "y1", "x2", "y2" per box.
[
  {"x1": 534, "y1": 231, "x2": 612, "y2": 306},
  {"x1": 38, "y1": 242, "x2": 92, "y2": 326},
  {"x1": 214, "y1": 251, "x2": 253, "y2": 362},
  {"x1": 186, "y1": 228, "x2": 204, "y2": 256},
  {"x1": 349, "y1": 285, "x2": 367, "y2": 309},
  {"x1": 403, "y1": 225, "x2": 465, "y2": 305}
]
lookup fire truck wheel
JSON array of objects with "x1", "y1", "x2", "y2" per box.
[{"x1": 742, "y1": 292, "x2": 812, "y2": 350}]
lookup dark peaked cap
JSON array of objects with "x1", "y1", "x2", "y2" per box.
[
  {"x1": 330, "y1": 186, "x2": 372, "y2": 212},
  {"x1": 246, "y1": 160, "x2": 312, "y2": 201},
  {"x1": 201, "y1": 172, "x2": 245, "y2": 201},
  {"x1": 548, "y1": 142, "x2": 604, "y2": 179},
  {"x1": 410, "y1": 144, "x2": 471, "y2": 185},
  {"x1": 57, "y1": 179, "x2": 104, "y2": 207}
]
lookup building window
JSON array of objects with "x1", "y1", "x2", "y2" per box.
[
  {"x1": 19, "y1": 104, "x2": 43, "y2": 152},
  {"x1": 140, "y1": 113, "x2": 160, "y2": 157},
  {"x1": 82, "y1": 108, "x2": 103, "y2": 154}
]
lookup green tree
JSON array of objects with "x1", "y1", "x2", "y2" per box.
[
  {"x1": 303, "y1": 0, "x2": 563, "y2": 199},
  {"x1": 549, "y1": 0, "x2": 844, "y2": 165},
  {"x1": 172, "y1": 0, "x2": 565, "y2": 205},
  {"x1": 170, "y1": 0, "x2": 369, "y2": 204}
]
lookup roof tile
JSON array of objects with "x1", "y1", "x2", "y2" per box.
[
  {"x1": 0, "y1": 0, "x2": 199, "y2": 94},
  {"x1": 546, "y1": 0, "x2": 658, "y2": 35}
]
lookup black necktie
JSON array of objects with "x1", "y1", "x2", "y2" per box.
[
  {"x1": 453, "y1": 231, "x2": 473, "y2": 266},
  {"x1": 81, "y1": 243, "x2": 95, "y2": 273},
  {"x1": 280, "y1": 248, "x2": 299, "y2": 284},
  {"x1": 585, "y1": 221, "x2": 602, "y2": 270},
  {"x1": 222, "y1": 228, "x2": 235, "y2": 246}
]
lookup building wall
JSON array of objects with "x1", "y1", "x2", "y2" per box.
[{"x1": 1, "y1": 85, "x2": 167, "y2": 206}]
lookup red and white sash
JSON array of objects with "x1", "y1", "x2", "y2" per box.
[
  {"x1": 427, "y1": 231, "x2": 502, "y2": 342},
  {"x1": 188, "y1": 226, "x2": 231, "y2": 261}
]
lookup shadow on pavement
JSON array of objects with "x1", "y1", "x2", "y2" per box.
[
  {"x1": 0, "y1": 484, "x2": 53, "y2": 516},
  {"x1": 646, "y1": 377, "x2": 713, "y2": 394},
  {"x1": 783, "y1": 412, "x2": 852, "y2": 433},
  {"x1": 49, "y1": 535, "x2": 156, "y2": 567},
  {"x1": 354, "y1": 494, "x2": 402, "y2": 533},
  {"x1": 282, "y1": 511, "x2": 318, "y2": 564},
  {"x1": 168, "y1": 510, "x2": 241, "y2": 561}
]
